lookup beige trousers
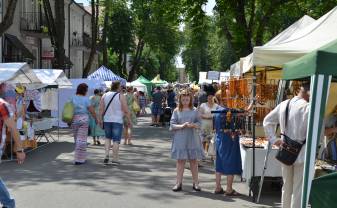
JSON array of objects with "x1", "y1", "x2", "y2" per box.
[{"x1": 281, "y1": 163, "x2": 304, "y2": 208}]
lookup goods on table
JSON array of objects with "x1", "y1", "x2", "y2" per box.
[{"x1": 240, "y1": 137, "x2": 279, "y2": 149}]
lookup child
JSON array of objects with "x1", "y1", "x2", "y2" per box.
[{"x1": 170, "y1": 90, "x2": 204, "y2": 192}]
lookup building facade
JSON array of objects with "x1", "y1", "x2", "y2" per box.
[{"x1": 0, "y1": 0, "x2": 99, "y2": 78}]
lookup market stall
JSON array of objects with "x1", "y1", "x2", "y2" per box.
[
  {"x1": 0, "y1": 63, "x2": 42, "y2": 161},
  {"x1": 234, "y1": 8, "x2": 337, "y2": 202},
  {"x1": 30, "y1": 69, "x2": 72, "y2": 143},
  {"x1": 282, "y1": 38, "x2": 337, "y2": 208}
]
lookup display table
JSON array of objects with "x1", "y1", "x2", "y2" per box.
[
  {"x1": 240, "y1": 144, "x2": 282, "y2": 185},
  {"x1": 32, "y1": 117, "x2": 57, "y2": 142}
]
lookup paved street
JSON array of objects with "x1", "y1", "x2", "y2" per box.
[{"x1": 1, "y1": 116, "x2": 280, "y2": 208}]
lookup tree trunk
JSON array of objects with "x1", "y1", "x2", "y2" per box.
[
  {"x1": 102, "y1": 3, "x2": 109, "y2": 66},
  {"x1": 53, "y1": 0, "x2": 66, "y2": 69},
  {"x1": 83, "y1": 0, "x2": 98, "y2": 78},
  {"x1": 128, "y1": 40, "x2": 144, "y2": 81},
  {"x1": 0, "y1": 0, "x2": 19, "y2": 35},
  {"x1": 118, "y1": 51, "x2": 123, "y2": 72}
]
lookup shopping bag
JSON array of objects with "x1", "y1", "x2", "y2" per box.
[
  {"x1": 132, "y1": 101, "x2": 141, "y2": 112},
  {"x1": 207, "y1": 134, "x2": 216, "y2": 157},
  {"x1": 62, "y1": 101, "x2": 74, "y2": 123}
]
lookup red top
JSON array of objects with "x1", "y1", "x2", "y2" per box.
[{"x1": 0, "y1": 98, "x2": 10, "y2": 144}]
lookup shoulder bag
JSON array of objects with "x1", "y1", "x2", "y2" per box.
[{"x1": 275, "y1": 98, "x2": 306, "y2": 166}]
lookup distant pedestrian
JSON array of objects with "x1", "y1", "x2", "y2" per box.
[
  {"x1": 89, "y1": 89, "x2": 105, "y2": 145},
  {"x1": 124, "y1": 86, "x2": 137, "y2": 145},
  {"x1": 138, "y1": 91, "x2": 147, "y2": 115},
  {"x1": 199, "y1": 85, "x2": 218, "y2": 155},
  {"x1": 167, "y1": 86, "x2": 177, "y2": 112},
  {"x1": 151, "y1": 86, "x2": 165, "y2": 127},
  {"x1": 170, "y1": 90, "x2": 204, "y2": 192},
  {"x1": 100, "y1": 81, "x2": 131, "y2": 165},
  {"x1": 71, "y1": 83, "x2": 99, "y2": 165}
]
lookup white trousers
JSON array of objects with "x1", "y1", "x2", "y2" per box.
[{"x1": 281, "y1": 163, "x2": 304, "y2": 208}]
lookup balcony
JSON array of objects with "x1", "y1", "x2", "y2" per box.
[
  {"x1": 20, "y1": 12, "x2": 49, "y2": 38},
  {"x1": 3, "y1": 54, "x2": 33, "y2": 63}
]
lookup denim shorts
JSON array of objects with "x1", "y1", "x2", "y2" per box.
[
  {"x1": 151, "y1": 104, "x2": 163, "y2": 116},
  {"x1": 104, "y1": 122, "x2": 123, "y2": 143}
]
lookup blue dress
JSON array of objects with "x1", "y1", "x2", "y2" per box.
[{"x1": 214, "y1": 107, "x2": 242, "y2": 175}]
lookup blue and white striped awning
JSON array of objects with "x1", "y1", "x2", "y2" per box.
[{"x1": 88, "y1": 65, "x2": 126, "y2": 85}]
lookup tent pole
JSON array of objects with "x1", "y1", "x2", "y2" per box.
[
  {"x1": 249, "y1": 65, "x2": 257, "y2": 201},
  {"x1": 58, "y1": 87, "x2": 60, "y2": 142},
  {"x1": 301, "y1": 74, "x2": 331, "y2": 208}
]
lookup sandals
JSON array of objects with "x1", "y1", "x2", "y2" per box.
[
  {"x1": 214, "y1": 188, "x2": 225, "y2": 194},
  {"x1": 193, "y1": 184, "x2": 201, "y2": 192},
  {"x1": 225, "y1": 189, "x2": 240, "y2": 196}
]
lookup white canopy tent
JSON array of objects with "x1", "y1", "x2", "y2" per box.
[
  {"x1": 230, "y1": 61, "x2": 241, "y2": 77},
  {"x1": 130, "y1": 80, "x2": 147, "y2": 93},
  {"x1": 34, "y1": 69, "x2": 72, "y2": 87},
  {"x1": 28, "y1": 69, "x2": 72, "y2": 89},
  {"x1": 0, "y1": 63, "x2": 41, "y2": 84},
  {"x1": 253, "y1": 7, "x2": 337, "y2": 67},
  {"x1": 237, "y1": 15, "x2": 316, "y2": 74}
]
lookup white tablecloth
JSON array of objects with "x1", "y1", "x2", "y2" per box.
[{"x1": 240, "y1": 144, "x2": 282, "y2": 185}]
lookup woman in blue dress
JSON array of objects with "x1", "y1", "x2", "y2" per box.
[{"x1": 213, "y1": 98, "x2": 242, "y2": 196}]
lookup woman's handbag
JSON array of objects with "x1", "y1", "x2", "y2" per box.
[
  {"x1": 132, "y1": 100, "x2": 141, "y2": 112},
  {"x1": 62, "y1": 100, "x2": 74, "y2": 123},
  {"x1": 275, "y1": 99, "x2": 306, "y2": 166}
]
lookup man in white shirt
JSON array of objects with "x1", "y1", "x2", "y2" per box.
[{"x1": 263, "y1": 82, "x2": 310, "y2": 208}]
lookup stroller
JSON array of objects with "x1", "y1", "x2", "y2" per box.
[{"x1": 160, "y1": 104, "x2": 173, "y2": 127}]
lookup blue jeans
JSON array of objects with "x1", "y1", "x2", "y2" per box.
[
  {"x1": 0, "y1": 179, "x2": 15, "y2": 208},
  {"x1": 103, "y1": 122, "x2": 123, "y2": 143}
]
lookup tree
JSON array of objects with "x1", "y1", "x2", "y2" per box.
[
  {"x1": 42, "y1": 0, "x2": 67, "y2": 69},
  {"x1": 107, "y1": 1, "x2": 134, "y2": 77},
  {"x1": 0, "y1": 0, "x2": 19, "y2": 35},
  {"x1": 83, "y1": 0, "x2": 100, "y2": 78},
  {"x1": 101, "y1": 0, "x2": 112, "y2": 66},
  {"x1": 128, "y1": 0, "x2": 183, "y2": 81}
]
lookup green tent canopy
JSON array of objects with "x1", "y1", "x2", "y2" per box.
[
  {"x1": 310, "y1": 172, "x2": 337, "y2": 208},
  {"x1": 136, "y1": 75, "x2": 153, "y2": 95},
  {"x1": 283, "y1": 39, "x2": 337, "y2": 80},
  {"x1": 282, "y1": 38, "x2": 337, "y2": 208},
  {"x1": 137, "y1": 75, "x2": 152, "y2": 84}
]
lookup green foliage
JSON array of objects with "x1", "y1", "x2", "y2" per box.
[
  {"x1": 106, "y1": 1, "x2": 134, "y2": 74},
  {"x1": 102, "y1": 0, "x2": 337, "y2": 82}
]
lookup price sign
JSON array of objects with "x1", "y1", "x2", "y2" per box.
[{"x1": 207, "y1": 71, "x2": 220, "y2": 80}]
